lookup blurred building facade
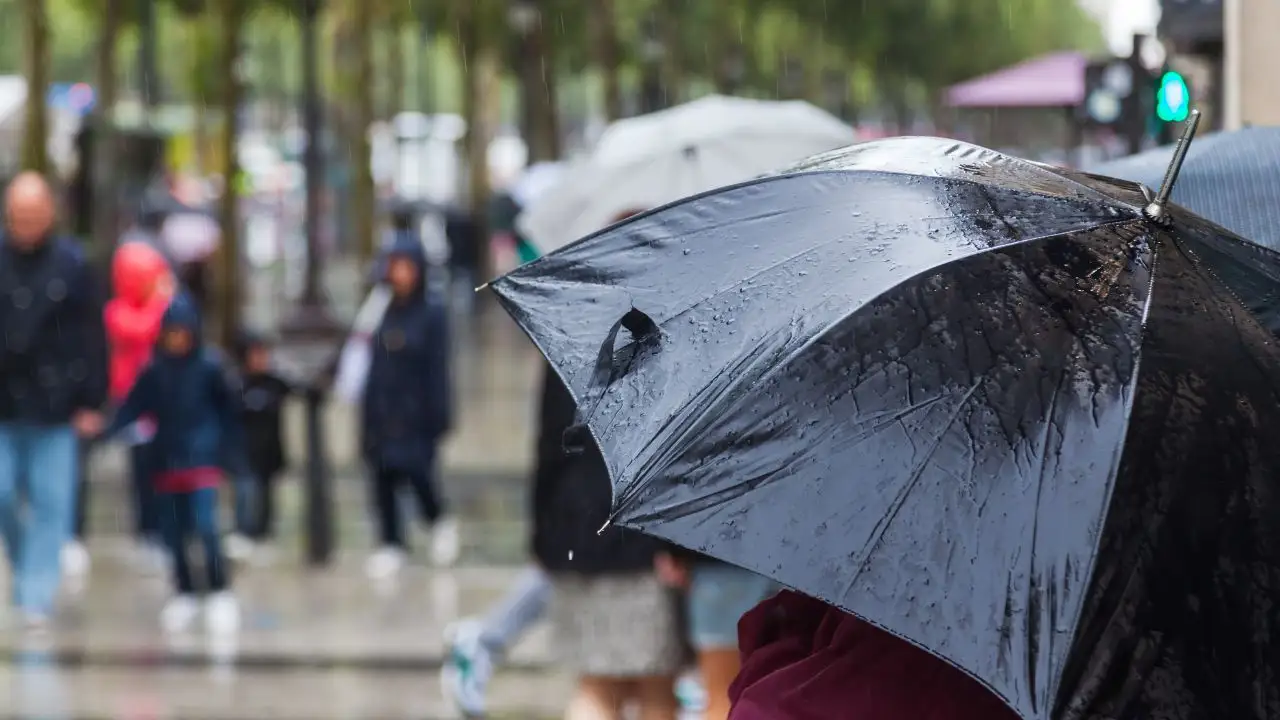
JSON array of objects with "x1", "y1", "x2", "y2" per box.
[{"x1": 1222, "y1": 0, "x2": 1280, "y2": 129}]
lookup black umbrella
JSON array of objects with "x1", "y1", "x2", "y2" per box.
[
  {"x1": 1091, "y1": 126, "x2": 1280, "y2": 251},
  {"x1": 490, "y1": 120, "x2": 1280, "y2": 719}
]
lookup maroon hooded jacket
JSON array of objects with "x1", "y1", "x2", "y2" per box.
[{"x1": 728, "y1": 590, "x2": 1020, "y2": 720}]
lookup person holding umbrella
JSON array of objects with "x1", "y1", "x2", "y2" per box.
[
  {"x1": 490, "y1": 120, "x2": 1280, "y2": 719},
  {"x1": 527, "y1": 364, "x2": 685, "y2": 720},
  {"x1": 727, "y1": 590, "x2": 1018, "y2": 719}
]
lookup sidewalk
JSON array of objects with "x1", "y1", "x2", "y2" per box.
[
  {"x1": 0, "y1": 307, "x2": 578, "y2": 719},
  {"x1": 0, "y1": 551, "x2": 568, "y2": 719}
]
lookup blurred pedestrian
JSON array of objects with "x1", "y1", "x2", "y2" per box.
[
  {"x1": 727, "y1": 590, "x2": 1018, "y2": 720},
  {"x1": 653, "y1": 551, "x2": 777, "y2": 720},
  {"x1": 0, "y1": 172, "x2": 107, "y2": 629},
  {"x1": 444, "y1": 207, "x2": 479, "y2": 312},
  {"x1": 441, "y1": 207, "x2": 658, "y2": 717},
  {"x1": 532, "y1": 364, "x2": 684, "y2": 720},
  {"x1": 361, "y1": 233, "x2": 457, "y2": 579},
  {"x1": 225, "y1": 330, "x2": 293, "y2": 560},
  {"x1": 102, "y1": 292, "x2": 242, "y2": 634},
  {"x1": 103, "y1": 240, "x2": 174, "y2": 573}
]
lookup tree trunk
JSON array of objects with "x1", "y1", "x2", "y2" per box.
[
  {"x1": 92, "y1": 0, "x2": 122, "y2": 257},
  {"x1": 459, "y1": 8, "x2": 498, "y2": 283},
  {"x1": 383, "y1": 22, "x2": 405, "y2": 121},
  {"x1": 20, "y1": 0, "x2": 50, "y2": 174},
  {"x1": 522, "y1": 3, "x2": 560, "y2": 162},
  {"x1": 189, "y1": 15, "x2": 209, "y2": 173},
  {"x1": 215, "y1": 0, "x2": 245, "y2": 348},
  {"x1": 589, "y1": 0, "x2": 622, "y2": 121},
  {"x1": 352, "y1": 0, "x2": 376, "y2": 268},
  {"x1": 659, "y1": 0, "x2": 683, "y2": 107}
]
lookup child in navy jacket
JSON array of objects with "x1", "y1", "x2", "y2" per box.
[{"x1": 105, "y1": 292, "x2": 243, "y2": 634}]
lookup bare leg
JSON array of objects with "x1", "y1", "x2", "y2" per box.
[
  {"x1": 632, "y1": 674, "x2": 679, "y2": 720},
  {"x1": 564, "y1": 676, "x2": 627, "y2": 720},
  {"x1": 698, "y1": 649, "x2": 741, "y2": 720}
]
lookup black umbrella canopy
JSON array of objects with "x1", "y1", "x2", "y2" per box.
[
  {"x1": 1091, "y1": 126, "x2": 1280, "y2": 251},
  {"x1": 491, "y1": 136, "x2": 1280, "y2": 719}
]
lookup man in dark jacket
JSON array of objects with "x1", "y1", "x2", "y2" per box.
[
  {"x1": 0, "y1": 173, "x2": 107, "y2": 628},
  {"x1": 105, "y1": 292, "x2": 242, "y2": 634},
  {"x1": 361, "y1": 233, "x2": 456, "y2": 578}
]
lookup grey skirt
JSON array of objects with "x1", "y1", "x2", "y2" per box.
[{"x1": 550, "y1": 572, "x2": 685, "y2": 677}]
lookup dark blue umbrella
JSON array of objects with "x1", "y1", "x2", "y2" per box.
[
  {"x1": 491, "y1": 125, "x2": 1280, "y2": 718},
  {"x1": 1091, "y1": 126, "x2": 1280, "y2": 251}
]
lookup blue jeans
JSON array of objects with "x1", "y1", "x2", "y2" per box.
[
  {"x1": 157, "y1": 488, "x2": 228, "y2": 595},
  {"x1": 686, "y1": 562, "x2": 779, "y2": 650},
  {"x1": 0, "y1": 423, "x2": 79, "y2": 613},
  {"x1": 479, "y1": 565, "x2": 552, "y2": 656}
]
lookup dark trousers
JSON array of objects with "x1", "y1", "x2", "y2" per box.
[
  {"x1": 157, "y1": 487, "x2": 228, "y2": 595},
  {"x1": 130, "y1": 442, "x2": 160, "y2": 540},
  {"x1": 371, "y1": 466, "x2": 444, "y2": 549},
  {"x1": 245, "y1": 469, "x2": 279, "y2": 541}
]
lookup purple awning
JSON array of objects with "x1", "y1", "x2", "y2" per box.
[{"x1": 945, "y1": 52, "x2": 1087, "y2": 109}]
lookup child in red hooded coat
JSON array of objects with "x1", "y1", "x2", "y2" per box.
[{"x1": 103, "y1": 241, "x2": 173, "y2": 558}]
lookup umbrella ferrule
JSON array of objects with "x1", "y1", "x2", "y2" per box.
[{"x1": 1142, "y1": 108, "x2": 1202, "y2": 226}]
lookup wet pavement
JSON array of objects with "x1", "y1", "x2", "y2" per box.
[
  {"x1": 0, "y1": 556, "x2": 567, "y2": 719},
  {"x1": 1, "y1": 306, "x2": 574, "y2": 719}
]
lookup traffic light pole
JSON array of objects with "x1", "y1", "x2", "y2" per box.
[{"x1": 1122, "y1": 33, "x2": 1148, "y2": 156}]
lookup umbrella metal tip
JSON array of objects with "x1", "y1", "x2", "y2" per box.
[
  {"x1": 1143, "y1": 201, "x2": 1172, "y2": 227},
  {"x1": 1143, "y1": 107, "x2": 1202, "y2": 226}
]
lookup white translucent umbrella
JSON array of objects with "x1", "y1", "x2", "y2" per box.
[
  {"x1": 509, "y1": 161, "x2": 567, "y2": 208},
  {"x1": 518, "y1": 95, "x2": 854, "y2": 253},
  {"x1": 161, "y1": 212, "x2": 221, "y2": 264}
]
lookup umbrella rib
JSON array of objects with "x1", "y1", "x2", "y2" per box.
[
  {"x1": 837, "y1": 379, "x2": 984, "y2": 602},
  {"x1": 603, "y1": 218, "x2": 1144, "y2": 520}
]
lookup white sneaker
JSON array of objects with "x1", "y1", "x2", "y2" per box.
[
  {"x1": 430, "y1": 518, "x2": 460, "y2": 567},
  {"x1": 161, "y1": 595, "x2": 200, "y2": 633},
  {"x1": 204, "y1": 592, "x2": 240, "y2": 635},
  {"x1": 441, "y1": 619, "x2": 492, "y2": 718},
  {"x1": 365, "y1": 547, "x2": 407, "y2": 580},
  {"x1": 224, "y1": 534, "x2": 254, "y2": 562},
  {"x1": 61, "y1": 540, "x2": 90, "y2": 578}
]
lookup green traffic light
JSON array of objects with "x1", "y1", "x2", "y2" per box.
[{"x1": 1157, "y1": 71, "x2": 1190, "y2": 123}]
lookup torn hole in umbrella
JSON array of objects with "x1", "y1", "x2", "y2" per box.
[{"x1": 563, "y1": 307, "x2": 660, "y2": 455}]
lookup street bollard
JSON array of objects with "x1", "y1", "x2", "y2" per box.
[
  {"x1": 275, "y1": 332, "x2": 342, "y2": 568},
  {"x1": 302, "y1": 382, "x2": 333, "y2": 566}
]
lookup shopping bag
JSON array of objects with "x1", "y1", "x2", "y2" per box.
[{"x1": 333, "y1": 284, "x2": 392, "y2": 403}]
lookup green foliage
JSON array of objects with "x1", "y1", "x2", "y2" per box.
[{"x1": 4, "y1": 0, "x2": 1104, "y2": 124}]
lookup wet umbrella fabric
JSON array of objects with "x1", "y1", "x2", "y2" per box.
[
  {"x1": 490, "y1": 137, "x2": 1280, "y2": 720},
  {"x1": 1091, "y1": 125, "x2": 1280, "y2": 251}
]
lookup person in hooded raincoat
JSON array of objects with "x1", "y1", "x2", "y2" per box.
[
  {"x1": 728, "y1": 590, "x2": 1019, "y2": 720},
  {"x1": 101, "y1": 240, "x2": 174, "y2": 573},
  {"x1": 103, "y1": 292, "x2": 243, "y2": 635},
  {"x1": 361, "y1": 233, "x2": 457, "y2": 578}
]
